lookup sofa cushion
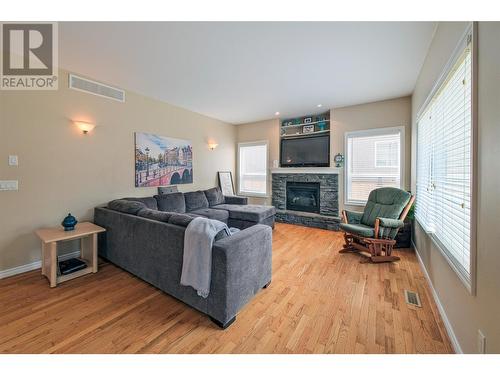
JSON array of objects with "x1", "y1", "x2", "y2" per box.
[
  {"x1": 168, "y1": 213, "x2": 198, "y2": 227},
  {"x1": 154, "y1": 192, "x2": 186, "y2": 213},
  {"x1": 123, "y1": 197, "x2": 158, "y2": 210},
  {"x1": 189, "y1": 208, "x2": 229, "y2": 224},
  {"x1": 361, "y1": 187, "x2": 411, "y2": 227},
  {"x1": 185, "y1": 191, "x2": 209, "y2": 211},
  {"x1": 137, "y1": 208, "x2": 174, "y2": 222},
  {"x1": 108, "y1": 199, "x2": 146, "y2": 215},
  {"x1": 339, "y1": 223, "x2": 375, "y2": 238},
  {"x1": 212, "y1": 204, "x2": 276, "y2": 222},
  {"x1": 204, "y1": 187, "x2": 225, "y2": 206}
]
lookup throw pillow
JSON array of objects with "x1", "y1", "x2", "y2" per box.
[
  {"x1": 204, "y1": 187, "x2": 225, "y2": 206},
  {"x1": 154, "y1": 192, "x2": 186, "y2": 213}
]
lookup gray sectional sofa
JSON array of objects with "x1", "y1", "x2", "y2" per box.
[{"x1": 94, "y1": 187, "x2": 275, "y2": 328}]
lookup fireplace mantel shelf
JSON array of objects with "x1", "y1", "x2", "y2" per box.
[{"x1": 270, "y1": 167, "x2": 341, "y2": 174}]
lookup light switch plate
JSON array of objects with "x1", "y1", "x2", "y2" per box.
[
  {"x1": 0, "y1": 180, "x2": 18, "y2": 191},
  {"x1": 8, "y1": 155, "x2": 18, "y2": 166}
]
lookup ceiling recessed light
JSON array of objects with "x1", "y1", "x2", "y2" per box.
[
  {"x1": 275, "y1": 112, "x2": 280, "y2": 116},
  {"x1": 317, "y1": 104, "x2": 322, "y2": 108}
]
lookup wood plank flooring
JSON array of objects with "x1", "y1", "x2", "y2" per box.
[{"x1": 0, "y1": 223, "x2": 453, "y2": 354}]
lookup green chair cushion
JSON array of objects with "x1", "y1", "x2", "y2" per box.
[
  {"x1": 361, "y1": 187, "x2": 411, "y2": 227},
  {"x1": 344, "y1": 210, "x2": 363, "y2": 224},
  {"x1": 339, "y1": 223, "x2": 375, "y2": 238},
  {"x1": 378, "y1": 217, "x2": 404, "y2": 229}
]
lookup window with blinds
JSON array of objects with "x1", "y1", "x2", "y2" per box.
[
  {"x1": 238, "y1": 141, "x2": 268, "y2": 196},
  {"x1": 416, "y1": 28, "x2": 473, "y2": 285},
  {"x1": 345, "y1": 127, "x2": 404, "y2": 205}
]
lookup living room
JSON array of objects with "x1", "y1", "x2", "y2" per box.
[{"x1": 1, "y1": 1, "x2": 500, "y2": 371}]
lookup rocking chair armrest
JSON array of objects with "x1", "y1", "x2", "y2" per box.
[
  {"x1": 343, "y1": 210, "x2": 364, "y2": 224},
  {"x1": 378, "y1": 217, "x2": 404, "y2": 229}
]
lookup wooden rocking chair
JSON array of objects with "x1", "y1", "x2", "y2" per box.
[{"x1": 339, "y1": 187, "x2": 415, "y2": 263}]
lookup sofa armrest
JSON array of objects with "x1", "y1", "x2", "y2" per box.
[
  {"x1": 343, "y1": 209, "x2": 363, "y2": 224},
  {"x1": 224, "y1": 195, "x2": 248, "y2": 205},
  {"x1": 208, "y1": 224, "x2": 272, "y2": 324}
]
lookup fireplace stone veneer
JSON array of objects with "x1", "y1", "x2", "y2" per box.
[{"x1": 272, "y1": 171, "x2": 340, "y2": 230}]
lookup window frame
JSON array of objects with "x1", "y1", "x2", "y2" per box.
[
  {"x1": 237, "y1": 140, "x2": 269, "y2": 198},
  {"x1": 344, "y1": 126, "x2": 405, "y2": 206},
  {"x1": 415, "y1": 23, "x2": 477, "y2": 295}
]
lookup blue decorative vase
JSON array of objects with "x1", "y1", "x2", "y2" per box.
[
  {"x1": 62, "y1": 213, "x2": 78, "y2": 231},
  {"x1": 318, "y1": 121, "x2": 326, "y2": 131}
]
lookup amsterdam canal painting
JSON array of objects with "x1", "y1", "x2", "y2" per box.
[{"x1": 135, "y1": 132, "x2": 193, "y2": 187}]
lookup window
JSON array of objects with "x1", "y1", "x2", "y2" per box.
[
  {"x1": 238, "y1": 141, "x2": 268, "y2": 196},
  {"x1": 375, "y1": 140, "x2": 400, "y2": 167},
  {"x1": 345, "y1": 127, "x2": 404, "y2": 205},
  {"x1": 416, "y1": 26, "x2": 474, "y2": 289}
]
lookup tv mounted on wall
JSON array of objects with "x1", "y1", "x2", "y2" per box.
[{"x1": 280, "y1": 134, "x2": 330, "y2": 167}]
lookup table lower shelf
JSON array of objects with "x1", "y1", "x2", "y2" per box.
[{"x1": 57, "y1": 265, "x2": 93, "y2": 283}]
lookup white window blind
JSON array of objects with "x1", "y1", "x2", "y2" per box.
[
  {"x1": 238, "y1": 141, "x2": 268, "y2": 196},
  {"x1": 345, "y1": 127, "x2": 404, "y2": 205},
  {"x1": 416, "y1": 30, "x2": 473, "y2": 283},
  {"x1": 375, "y1": 140, "x2": 399, "y2": 167}
]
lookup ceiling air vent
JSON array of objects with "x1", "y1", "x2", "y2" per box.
[
  {"x1": 69, "y1": 74, "x2": 125, "y2": 102},
  {"x1": 404, "y1": 290, "x2": 422, "y2": 308}
]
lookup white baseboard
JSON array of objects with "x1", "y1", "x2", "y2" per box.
[
  {"x1": 412, "y1": 241, "x2": 463, "y2": 354},
  {"x1": 0, "y1": 251, "x2": 81, "y2": 280}
]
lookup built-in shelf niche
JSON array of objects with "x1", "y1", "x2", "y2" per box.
[{"x1": 280, "y1": 111, "x2": 330, "y2": 138}]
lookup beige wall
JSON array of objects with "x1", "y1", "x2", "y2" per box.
[
  {"x1": 235, "y1": 98, "x2": 411, "y2": 211},
  {"x1": 236, "y1": 118, "x2": 279, "y2": 205},
  {"x1": 0, "y1": 69, "x2": 236, "y2": 272},
  {"x1": 331, "y1": 97, "x2": 412, "y2": 213},
  {"x1": 411, "y1": 22, "x2": 500, "y2": 353}
]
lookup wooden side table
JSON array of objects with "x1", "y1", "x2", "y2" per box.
[{"x1": 35, "y1": 222, "x2": 106, "y2": 287}]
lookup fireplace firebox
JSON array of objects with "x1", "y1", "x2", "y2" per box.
[{"x1": 286, "y1": 182, "x2": 320, "y2": 213}]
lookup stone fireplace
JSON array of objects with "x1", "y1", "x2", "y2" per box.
[
  {"x1": 286, "y1": 182, "x2": 320, "y2": 213},
  {"x1": 271, "y1": 168, "x2": 340, "y2": 230}
]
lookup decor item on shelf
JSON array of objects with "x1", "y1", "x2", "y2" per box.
[
  {"x1": 208, "y1": 142, "x2": 218, "y2": 150},
  {"x1": 283, "y1": 120, "x2": 293, "y2": 127},
  {"x1": 333, "y1": 153, "x2": 344, "y2": 167},
  {"x1": 293, "y1": 118, "x2": 301, "y2": 125},
  {"x1": 303, "y1": 117, "x2": 313, "y2": 124},
  {"x1": 61, "y1": 213, "x2": 78, "y2": 231},
  {"x1": 303, "y1": 124, "x2": 315, "y2": 133},
  {"x1": 218, "y1": 171, "x2": 235, "y2": 196},
  {"x1": 317, "y1": 121, "x2": 327, "y2": 131},
  {"x1": 135, "y1": 132, "x2": 193, "y2": 187},
  {"x1": 74, "y1": 121, "x2": 96, "y2": 135}
]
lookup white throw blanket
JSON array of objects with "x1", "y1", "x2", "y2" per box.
[{"x1": 180, "y1": 217, "x2": 230, "y2": 298}]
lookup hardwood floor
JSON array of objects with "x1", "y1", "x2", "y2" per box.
[{"x1": 0, "y1": 223, "x2": 453, "y2": 354}]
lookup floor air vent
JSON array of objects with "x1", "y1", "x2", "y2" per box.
[
  {"x1": 404, "y1": 290, "x2": 422, "y2": 307},
  {"x1": 69, "y1": 74, "x2": 125, "y2": 102}
]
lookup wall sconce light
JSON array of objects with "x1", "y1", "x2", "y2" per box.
[
  {"x1": 74, "y1": 121, "x2": 96, "y2": 134},
  {"x1": 208, "y1": 142, "x2": 218, "y2": 150}
]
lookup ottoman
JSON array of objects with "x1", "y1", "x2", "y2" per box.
[{"x1": 212, "y1": 204, "x2": 276, "y2": 230}]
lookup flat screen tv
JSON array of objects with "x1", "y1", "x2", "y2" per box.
[{"x1": 280, "y1": 134, "x2": 330, "y2": 167}]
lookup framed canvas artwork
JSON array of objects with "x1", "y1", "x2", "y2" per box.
[
  {"x1": 135, "y1": 132, "x2": 193, "y2": 187},
  {"x1": 218, "y1": 171, "x2": 235, "y2": 196}
]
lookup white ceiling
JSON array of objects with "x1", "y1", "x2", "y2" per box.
[{"x1": 59, "y1": 22, "x2": 436, "y2": 124}]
